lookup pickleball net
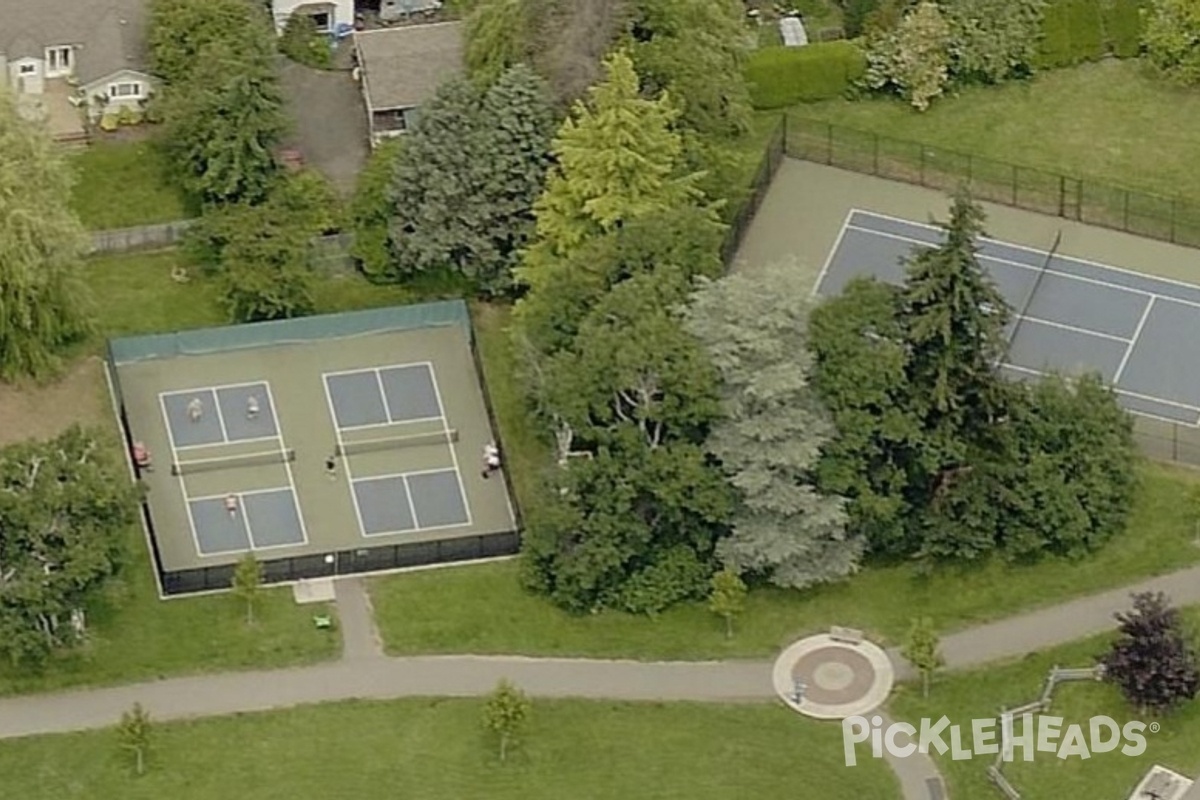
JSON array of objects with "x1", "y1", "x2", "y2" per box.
[
  {"x1": 336, "y1": 429, "x2": 459, "y2": 457},
  {"x1": 171, "y1": 448, "x2": 297, "y2": 476}
]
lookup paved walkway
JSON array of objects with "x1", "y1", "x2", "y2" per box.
[{"x1": 4, "y1": 566, "x2": 1200, "y2": 797}]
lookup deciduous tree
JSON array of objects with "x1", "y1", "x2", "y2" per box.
[
  {"x1": 149, "y1": 0, "x2": 272, "y2": 85},
  {"x1": 350, "y1": 139, "x2": 404, "y2": 279},
  {"x1": 231, "y1": 553, "x2": 262, "y2": 624},
  {"x1": 117, "y1": 703, "x2": 153, "y2": 776},
  {"x1": 902, "y1": 617, "x2": 943, "y2": 698},
  {"x1": 0, "y1": 427, "x2": 137, "y2": 668},
  {"x1": 707, "y1": 568, "x2": 747, "y2": 638},
  {"x1": 0, "y1": 91, "x2": 94, "y2": 380},
  {"x1": 1104, "y1": 592, "x2": 1200, "y2": 714},
  {"x1": 942, "y1": 0, "x2": 1046, "y2": 84},
  {"x1": 684, "y1": 264, "x2": 860, "y2": 589},
  {"x1": 482, "y1": 679, "x2": 530, "y2": 761},
  {"x1": 863, "y1": 1, "x2": 953, "y2": 110},
  {"x1": 1143, "y1": 0, "x2": 1200, "y2": 85}
]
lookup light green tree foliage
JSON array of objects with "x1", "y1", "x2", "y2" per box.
[
  {"x1": 231, "y1": 553, "x2": 262, "y2": 624},
  {"x1": 0, "y1": 92, "x2": 94, "y2": 380},
  {"x1": 482, "y1": 679, "x2": 530, "y2": 762},
  {"x1": 527, "y1": 51, "x2": 706, "y2": 261},
  {"x1": 684, "y1": 264, "x2": 860, "y2": 590},
  {"x1": 863, "y1": 0, "x2": 953, "y2": 110},
  {"x1": 0, "y1": 427, "x2": 137, "y2": 668},
  {"x1": 350, "y1": 139, "x2": 404, "y2": 278},
  {"x1": 1143, "y1": 0, "x2": 1200, "y2": 84},
  {"x1": 148, "y1": 0, "x2": 266, "y2": 84},
  {"x1": 942, "y1": 0, "x2": 1047, "y2": 84},
  {"x1": 117, "y1": 703, "x2": 153, "y2": 776},
  {"x1": 384, "y1": 66, "x2": 554, "y2": 294},
  {"x1": 902, "y1": 617, "x2": 943, "y2": 698},
  {"x1": 465, "y1": 0, "x2": 536, "y2": 84},
  {"x1": 707, "y1": 568, "x2": 747, "y2": 638},
  {"x1": 626, "y1": 0, "x2": 752, "y2": 138}
]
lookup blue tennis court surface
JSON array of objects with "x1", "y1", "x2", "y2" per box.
[
  {"x1": 160, "y1": 382, "x2": 278, "y2": 449},
  {"x1": 324, "y1": 363, "x2": 443, "y2": 429},
  {"x1": 817, "y1": 210, "x2": 1200, "y2": 425},
  {"x1": 187, "y1": 487, "x2": 306, "y2": 556}
]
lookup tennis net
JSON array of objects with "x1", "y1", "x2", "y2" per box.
[
  {"x1": 171, "y1": 448, "x2": 296, "y2": 476},
  {"x1": 1005, "y1": 228, "x2": 1062, "y2": 355},
  {"x1": 337, "y1": 429, "x2": 459, "y2": 457}
]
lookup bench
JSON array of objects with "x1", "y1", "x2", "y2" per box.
[{"x1": 829, "y1": 626, "x2": 864, "y2": 645}]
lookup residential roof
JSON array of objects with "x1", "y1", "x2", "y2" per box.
[
  {"x1": 354, "y1": 21, "x2": 464, "y2": 111},
  {"x1": 0, "y1": 0, "x2": 149, "y2": 83}
]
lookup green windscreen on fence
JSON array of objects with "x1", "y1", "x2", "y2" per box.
[{"x1": 109, "y1": 301, "x2": 470, "y2": 364}]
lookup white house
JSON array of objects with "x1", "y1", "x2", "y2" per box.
[
  {"x1": 0, "y1": 0, "x2": 157, "y2": 139},
  {"x1": 271, "y1": 0, "x2": 356, "y2": 35}
]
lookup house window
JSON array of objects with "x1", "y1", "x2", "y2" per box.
[
  {"x1": 18, "y1": 63, "x2": 37, "y2": 75},
  {"x1": 45, "y1": 46, "x2": 72, "y2": 76},
  {"x1": 310, "y1": 11, "x2": 331, "y2": 31},
  {"x1": 108, "y1": 82, "x2": 143, "y2": 98}
]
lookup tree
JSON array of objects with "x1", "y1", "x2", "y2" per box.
[
  {"x1": 902, "y1": 617, "x2": 943, "y2": 698},
  {"x1": 707, "y1": 568, "x2": 747, "y2": 638},
  {"x1": 1143, "y1": 0, "x2": 1200, "y2": 85},
  {"x1": 524, "y1": 50, "x2": 709, "y2": 263},
  {"x1": 0, "y1": 91, "x2": 94, "y2": 380},
  {"x1": 863, "y1": 1, "x2": 953, "y2": 111},
  {"x1": 465, "y1": 0, "x2": 536, "y2": 85},
  {"x1": 350, "y1": 139, "x2": 404, "y2": 279},
  {"x1": 149, "y1": 0, "x2": 272, "y2": 85},
  {"x1": 384, "y1": 66, "x2": 555, "y2": 293},
  {"x1": 483, "y1": 679, "x2": 531, "y2": 762},
  {"x1": 231, "y1": 553, "x2": 262, "y2": 624},
  {"x1": 684, "y1": 264, "x2": 861, "y2": 589},
  {"x1": 117, "y1": 703, "x2": 153, "y2": 776},
  {"x1": 1104, "y1": 592, "x2": 1200, "y2": 714},
  {"x1": 941, "y1": 0, "x2": 1046, "y2": 84},
  {"x1": 279, "y1": 12, "x2": 332, "y2": 69},
  {"x1": 0, "y1": 426, "x2": 137, "y2": 668},
  {"x1": 626, "y1": 0, "x2": 752, "y2": 139},
  {"x1": 161, "y1": 37, "x2": 286, "y2": 205}
]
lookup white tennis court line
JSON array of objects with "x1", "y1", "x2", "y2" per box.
[
  {"x1": 173, "y1": 435, "x2": 281, "y2": 452},
  {"x1": 189, "y1": 486, "x2": 295, "y2": 502},
  {"x1": 353, "y1": 469, "x2": 473, "y2": 538},
  {"x1": 812, "y1": 209, "x2": 855, "y2": 299},
  {"x1": 1014, "y1": 316, "x2": 1132, "y2": 344},
  {"x1": 336, "y1": 416, "x2": 444, "y2": 433},
  {"x1": 158, "y1": 390, "x2": 206, "y2": 559},
  {"x1": 187, "y1": 488, "x2": 305, "y2": 557},
  {"x1": 322, "y1": 371, "x2": 370, "y2": 541},
  {"x1": 1113, "y1": 297, "x2": 1156, "y2": 385},
  {"x1": 263, "y1": 380, "x2": 310, "y2": 550},
  {"x1": 1001, "y1": 362, "x2": 1200, "y2": 418}
]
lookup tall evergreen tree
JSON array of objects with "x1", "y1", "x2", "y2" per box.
[
  {"x1": 0, "y1": 91, "x2": 94, "y2": 380},
  {"x1": 684, "y1": 264, "x2": 861, "y2": 589}
]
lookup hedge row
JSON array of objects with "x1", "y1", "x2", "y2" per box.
[
  {"x1": 745, "y1": 41, "x2": 867, "y2": 109},
  {"x1": 1037, "y1": 0, "x2": 1147, "y2": 69}
]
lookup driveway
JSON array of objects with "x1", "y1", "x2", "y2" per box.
[{"x1": 279, "y1": 55, "x2": 369, "y2": 196}]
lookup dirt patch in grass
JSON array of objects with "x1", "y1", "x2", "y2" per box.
[{"x1": 0, "y1": 357, "x2": 111, "y2": 447}]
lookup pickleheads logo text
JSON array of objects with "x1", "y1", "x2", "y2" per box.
[{"x1": 842, "y1": 714, "x2": 1151, "y2": 766}]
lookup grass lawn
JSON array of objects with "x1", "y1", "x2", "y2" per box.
[
  {"x1": 69, "y1": 140, "x2": 198, "y2": 230},
  {"x1": 371, "y1": 462, "x2": 1200, "y2": 660},
  {"x1": 787, "y1": 59, "x2": 1200, "y2": 202},
  {"x1": 0, "y1": 698, "x2": 897, "y2": 799},
  {"x1": 888, "y1": 610, "x2": 1200, "y2": 798}
]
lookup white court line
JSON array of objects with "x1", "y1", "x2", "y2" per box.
[
  {"x1": 1001, "y1": 362, "x2": 1200, "y2": 416},
  {"x1": 812, "y1": 209, "x2": 855, "y2": 299},
  {"x1": 372, "y1": 368, "x2": 391, "y2": 423},
  {"x1": 1113, "y1": 297, "x2": 1156, "y2": 385},
  {"x1": 162, "y1": 379, "x2": 271, "y2": 396},
  {"x1": 400, "y1": 474, "x2": 421, "y2": 530},
  {"x1": 212, "y1": 390, "x2": 230, "y2": 443},
  {"x1": 1015, "y1": 316, "x2": 1131, "y2": 344},
  {"x1": 353, "y1": 466, "x2": 461, "y2": 483},
  {"x1": 263, "y1": 381, "x2": 310, "y2": 549},
  {"x1": 427, "y1": 362, "x2": 473, "y2": 528},
  {"x1": 376, "y1": 362, "x2": 437, "y2": 425},
  {"x1": 189, "y1": 486, "x2": 293, "y2": 503},
  {"x1": 322, "y1": 372, "x2": 369, "y2": 540},
  {"x1": 335, "y1": 415, "x2": 444, "y2": 433},
  {"x1": 321, "y1": 360, "x2": 434, "y2": 380},
  {"x1": 158, "y1": 391, "x2": 205, "y2": 559},
  {"x1": 853, "y1": 208, "x2": 1200, "y2": 296}
]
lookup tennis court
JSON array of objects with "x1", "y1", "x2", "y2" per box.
[
  {"x1": 815, "y1": 209, "x2": 1200, "y2": 425},
  {"x1": 108, "y1": 302, "x2": 518, "y2": 596}
]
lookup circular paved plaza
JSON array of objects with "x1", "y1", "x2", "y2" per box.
[{"x1": 772, "y1": 633, "x2": 894, "y2": 720}]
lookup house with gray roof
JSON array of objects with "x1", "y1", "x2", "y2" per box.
[
  {"x1": 0, "y1": 0, "x2": 157, "y2": 139},
  {"x1": 352, "y1": 21, "x2": 463, "y2": 147}
]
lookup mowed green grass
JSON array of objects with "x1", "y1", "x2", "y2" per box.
[
  {"x1": 789, "y1": 59, "x2": 1200, "y2": 201},
  {"x1": 0, "y1": 698, "x2": 898, "y2": 800},
  {"x1": 888, "y1": 610, "x2": 1200, "y2": 798},
  {"x1": 371, "y1": 462, "x2": 1200, "y2": 660},
  {"x1": 69, "y1": 140, "x2": 198, "y2": 230}
]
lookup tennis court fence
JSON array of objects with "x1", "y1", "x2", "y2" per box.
[
  {"x1": 781, "y1": 115, "x2": 1200, "y2": 249},
  {"x1": 1131, "y1": 417, "x2": 1200, "y2": 468}
]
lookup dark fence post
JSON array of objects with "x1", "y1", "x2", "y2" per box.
[
  {"x1": 1171, "y1": 198, "x2": 1177, "y2": 243},
  {"x1": 873, "y1": 132, "x2": 879, "y2": 175},
  {"x1": 1075, "y1": 180, "x2": 1083, "y2": 221},
  {"x1": 782, "y1": 112, "x2": 788, "y2": 152},
  {"x1": 1123, "y1": 190, "x2": 1130, "y2": 231},
  {"x1": 1057, "y1": 174, "x2": 1066, "y2": 218},
  {"x1": 826, "y1": 122, "x2": 834, "y2": 166},
  {"x1": 1011, "y1": 165, "x2": 1018, "y2": 205},
  {"x1": 920, "y1": 147, "x2": 926, "y2": 186}
]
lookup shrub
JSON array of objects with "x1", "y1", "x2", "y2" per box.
[
  {"x1": 1068, "y1": 0, "x2": 1106, "y2": 62},
  {"x1": 279, "y1": 13, "x2": 332, "y2": 69},
  {"x1": 1142, "y1": 0, "x2": 1200, "y2": 84},
  {"x1": 1036, "y1": 0, "x2": 1075, "y2": 68},
  {"x1": 862, "y1": 1, "x2": 952, "y2": 111},
  {"x1": 744, "y1": 41, "x2": 868, "y2": 109}
]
